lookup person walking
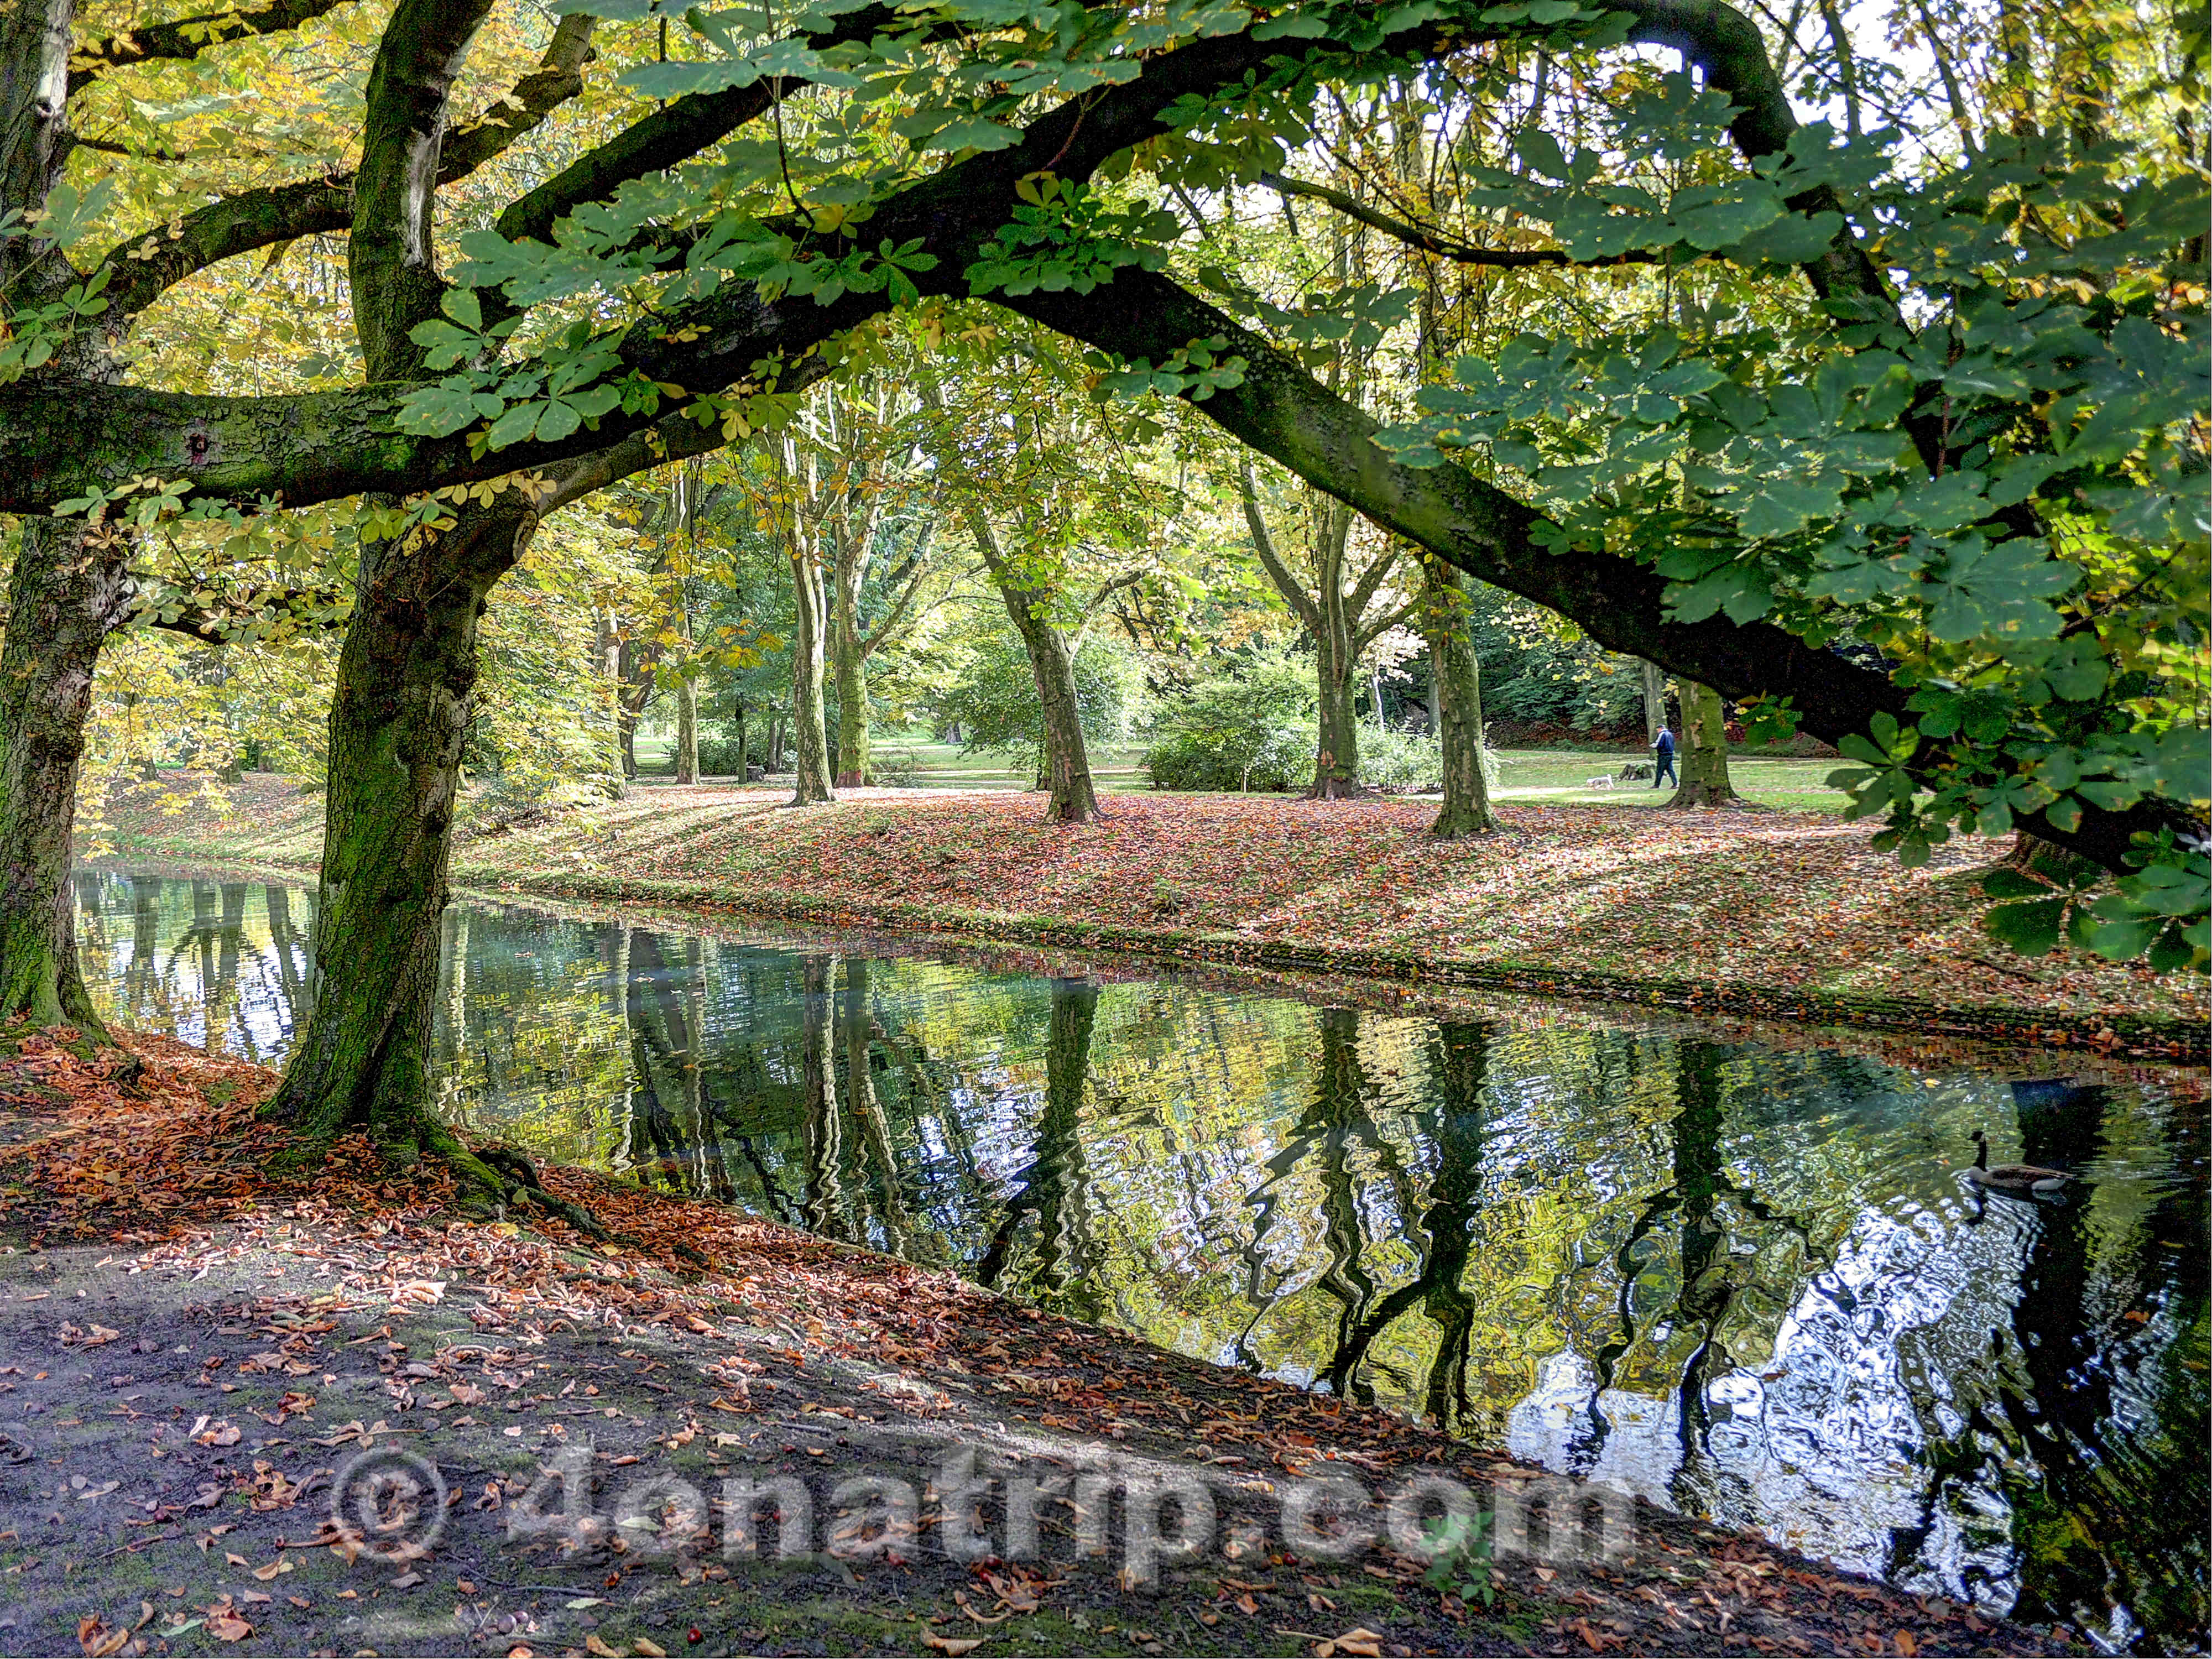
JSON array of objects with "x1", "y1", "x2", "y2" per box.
[{"x1": 1652, "y1": 723, "x2": 1677, "y2": 788}]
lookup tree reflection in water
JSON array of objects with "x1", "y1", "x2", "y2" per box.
[{"x1": 71, "y1": 871, "x2": 2209, "y2": 1650}]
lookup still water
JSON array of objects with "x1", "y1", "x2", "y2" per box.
[{"x1": 73, "y1": 869, "x2": 2209, "y2": 1650}]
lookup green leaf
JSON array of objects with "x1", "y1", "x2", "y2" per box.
[
  {"x1": 1985, "y1": 896, "x2": 2067, "y2": 957},
  {"x1": 920, "y1": 116, "x2": 1023, "y2": 153},
  {"x1": 484, "y1": 401, "x2": 541, "y2": 450}
]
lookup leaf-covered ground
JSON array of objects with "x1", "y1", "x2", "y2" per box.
[
  {"x1": 109, "y1": 777, "x2": 2203, "y2": 1041},
  {"x1": 0, "y1": 1022, "x2": 2084, "y2": 1658}
]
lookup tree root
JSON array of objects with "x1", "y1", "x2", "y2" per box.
[{"x1": 469, "y1": 1140, "x2": 710, "y2": 1267}]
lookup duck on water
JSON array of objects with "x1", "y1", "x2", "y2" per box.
[{"x1": 1963, "y1": 1129, "x2": 2073, "y2": 1197}]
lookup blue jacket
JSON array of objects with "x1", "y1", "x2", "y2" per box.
[{"x1": 1655, "y1": 729, "x2": 1675, "y2": 757}]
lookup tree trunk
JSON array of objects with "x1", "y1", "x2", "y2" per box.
[
  {"x1": 598, "y1": 610, "x2": 627, "y2": 796},
  {"x1": 1637, "y1": 658, "x2": 1667, "y2": 747},
  {"x1": 832, "y1": 609, "x2": 870, "y2": 789},
  {"x1": 1421, "y1": 560, "x2": 1495, "y2": 839},
  {"x1": 935, "y1": 422, "x2": 1102, "y2": 823},
  {"x1": 674, "y1": 676, "x2": 698, "y2": 784},
  {"x1": 730, "y1": 697, "x2": 748, "y2": 780},
  {"x1": 1668, "y1": 679, "x2": 1740, "y2": 807},
  {"x1": 1313, "y1": 609, "x2": 1360, "y2": 799},
  {"x1": 262, "y1": 497, "x2": 537, "y2": 1182},
  {"x1": 1000, "y1": 592, "x2": 1100, "y2": 825},
  {"x1": 786, "y1": 532, "x2": 836, "y2": 805},
  {"x1": 0, "y1": 518, "x2": 130, "y2": 1034}
]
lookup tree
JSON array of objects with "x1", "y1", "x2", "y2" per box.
[
  {"x1": 0, "y1": 0, "x2": 2195, "y2": 1142},
  {"x1": 918, "y1": 363, "x2": 1155, "y2": 822},
  {"x1": 1669, "y1": 680, "x2": 1741, "y2": 807},
  {"x1": 1418, "y1": 556, "x2": 1497, "y2": 837},
  {"x1": 1238, "y1": 461, "x2": 1413, "y2": 799}
]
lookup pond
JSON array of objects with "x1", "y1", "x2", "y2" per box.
[{"x1": 72, "y1": 868, "x2": 2208, "y2": 1651}]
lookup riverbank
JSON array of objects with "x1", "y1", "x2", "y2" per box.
[
  {"x1": 0, "y1": 1020, "x2": 2084, "y2": 1657},
  {"x1": 105, "y1": 775, "x2": 2205, "y2": 1058}
]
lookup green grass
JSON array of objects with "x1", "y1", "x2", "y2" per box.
[{"x1": 629, "y1": 730, "x2": 1852, "y2": 812}]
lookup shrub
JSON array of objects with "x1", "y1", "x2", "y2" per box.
[
  {"x1": 1144, "y1": 722, "x2": 1311, "y2": 791},
  {"x1": 1355, "y1": 722, "x2": 1499, "y2": 794},
  {"x1": 1357, "y1": 724, "x2": 1441, "y2": 791},
  {"x1": 695, "y1": 735, "x2": 749, "y2": 775},
  {"x1": 1142, "y1": 651, "x2": 1316, "y2": 792}
]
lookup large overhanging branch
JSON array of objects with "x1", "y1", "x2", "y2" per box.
[
  {"x1": 14, "y1": 8, "x2": 1481, "y2": 505},
  {"x1": 997, "y1": 268, "x2": 2178, "y2": 872}
]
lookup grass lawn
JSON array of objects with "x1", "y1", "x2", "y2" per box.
[{"x1": 632, "y1": 729, "x2": 1853, "y2": 812}]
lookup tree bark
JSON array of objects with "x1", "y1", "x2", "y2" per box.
[
  {"x1": 1314, "y1": 603, "x2": 1361, "y2": 800},
  {"x1": 786, "y1": 526, "x2": 836, "y2": 806},
  {"x1": 1009, "y1": 596, "x2": 1101, "y2": 823},
  {"x1": 0, "y1": 518, "x2": 129, "y2": 1032},
  {"x1": 1420, "y1": 559, "x2": 1496, "y2": 839},
  {"x1": 1668, "y1": 679, "x2": 1740, "y2": 807},
  {"x1": 1637, "y1": 658, "x2": 1667, "y2": 747},
  {"x1": 832, "y1": 589, "x2": 870, "y2": 789},
  {"x1": 675, "y1": 674, "x2": 698, "y2": 783},
  {"x1": 262, "y1": 496, "x2": 538, "y2": 1182}
]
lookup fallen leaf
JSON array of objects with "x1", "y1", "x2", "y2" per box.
[{"x1": 922, "y1": 1638, "x2": 983, "y2": 1656}]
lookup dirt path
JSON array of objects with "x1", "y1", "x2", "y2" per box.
[{"x1": 0, "y1": 1024, "x2": 2085, "y2": 1658}]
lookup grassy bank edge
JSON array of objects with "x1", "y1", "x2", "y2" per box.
[{"x1": 107, "y1": 830, "x2": 2209, "y2": 1063}]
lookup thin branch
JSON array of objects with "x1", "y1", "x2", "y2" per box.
[
  {"x1": 71, "y1": 0, "x2": 359, "y2": 92},
  {"x1": 1355, "y1": 596, "x2": 1420, "y2": 654},
  {"x1": 1238, "y1": 458, "x2": 1321, "y2": 630},
  {"x1": 92, "y1": 14, "x2": 596, "y2": 324},
  {"x1": 1260, "y1": 170, "x2": 1669, "y2": 268}
]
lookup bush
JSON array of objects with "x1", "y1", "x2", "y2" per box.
[
  {"x1": 1144, "y1": 721, "x2": 1311, "y2": 791},
  {"x1": 1357, "y1": 724, "x2": 1440, "y2": 791},
  {"x1": 695, "y1": 735, "x2": 754, "y2": 775},
  {"x1": 937, "y1": 630, "x2": 1139, "y2": 774},
  {"x1": 1142, "y1": 651, "x2": 1315, "y2": 792},
  {"x1": 1354, "y1": 722, "x2": 1499, "y2": 794}
]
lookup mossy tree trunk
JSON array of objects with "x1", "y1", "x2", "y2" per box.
[
  {"x1": 263, "y1": 497, "x2": 540, "y2": 1179},
  {"x1": 1419, "y1": 557, "x2": 1496, "y2": 839},
  {"x1": 831, "y1": 588, "x2": 871, "y2": 789},
  {"x1": 1668, "y1": 679, "x2": 1740, "y2": 807},
  {"x1": 0, "y1": 518, "x2": 129, "y2": 1035}
]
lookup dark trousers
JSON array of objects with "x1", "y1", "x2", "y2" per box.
[{"x1": 1653, "y1": 753, "x2": 1677, "y2": 786}]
